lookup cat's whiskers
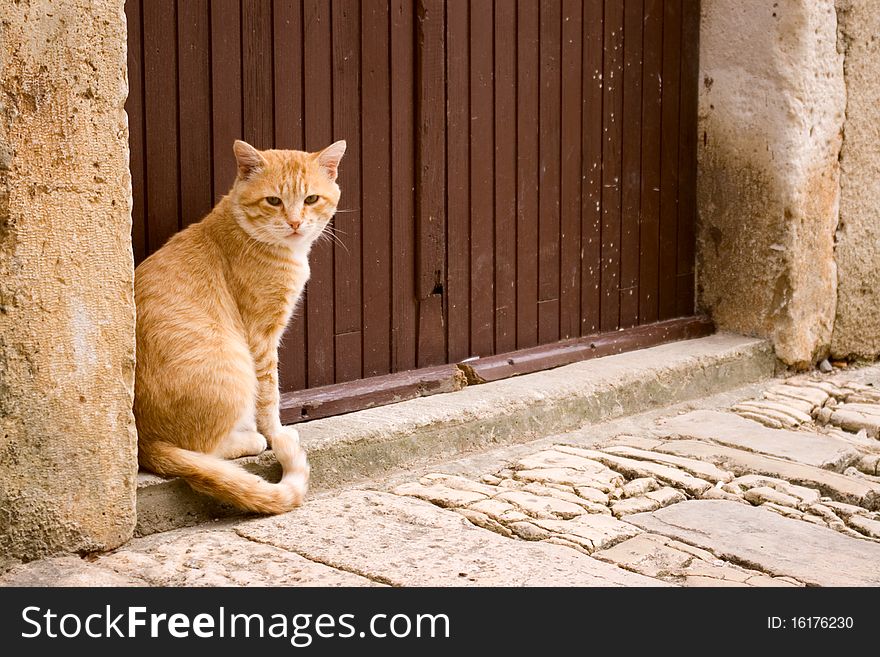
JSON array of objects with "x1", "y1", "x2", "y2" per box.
[
  {"x1": 324, "y1": 224, "x2": 348, "y2": 236},
  {"x1": 318, "y1": 227, "x2": 349, "y2": 255}
]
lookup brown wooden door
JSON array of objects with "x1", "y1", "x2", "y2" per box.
[{"x1": 126, "y1": 0, "x2": 700, "y2": 397}]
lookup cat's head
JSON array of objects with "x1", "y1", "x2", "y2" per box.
[{"x1": 228, "y1": 140, "x2": 346, "y2": 253}]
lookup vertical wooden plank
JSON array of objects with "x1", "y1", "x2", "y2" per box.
[
  {"x1": 211, "y1": 0, "x2": 242, "y2": 201},
  {"x1": 559, "y1": 0, "x2": 582, "y2": 339},
  {"x1": 600, "y1": 0, "x2": 623, "y2": 332},
  {"x1": 390, "y1": 0, "x2": 417, "y2": 372},
  {"x1": 331, "y1": 0, "x2": 362, "y2": 383},
  {"x1": 639, "y1": 0, "x2": 662, "y2": 324},
  {"x1": 177, "y1": 0, "x2": 213, "y2": 229},
  {"x1": 470, "y1": 0, "x2": 495, "y2": 356},
  {"x1": 676, "y1": 0, "x2": 699, "y2": 317},
  {"x1": 619, "y1": 0, "x2": 644, "y2": 327},
  {"x1": 143, "y1": 0, "x2": 180, "y2": 252},
  {"x1": 275, "y1": 0, "x2": 307, "y2": 393},
  {"x1": 242, "y1": 0, "x2": 274, "y2": 149},
  {"x1": 125, "y1": 0, "x2": 147, "y2": 264},
  {"x1": 659, "y1": 0, "x2": 682, "y2": 319},
  {"x1": 538, "y1": 0, "x2": 561, "y2": 344},
  {"x1": 516, "y1": 0, "x2": 539, "y2": 349},
  {"x1": 273, "y1": 0, "x2": 303, "y2": 151},
  {"x1": 303, "y1": 0, "x2": 335, "y2": 386},
  {"x1": 361, "y1": 0, "x2": 391, "y2": 377},
  {"x1": 581, "y1": 0, "x2": 603, "y2": 335},
  {"x1": 415, "y1": 0, "x2": 447, "y2": 367},
  {"x1": 445, "y1": 0, "x2": 470, "y2": 362},
  {"x1": 494, "y1": 0, "x2": 517, "y2": 354}
]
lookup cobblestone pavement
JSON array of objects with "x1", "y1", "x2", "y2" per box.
[
  {"x1": 387, "y1": 370, "x2": 880, "y2": 586},
  {"x1": 4, "y1": 368, "x2": 880, "y2": 587}
]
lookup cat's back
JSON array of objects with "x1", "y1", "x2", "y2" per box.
[
  {"x1": 136, "y1": 216, "x2": 217, "y2": 292},
  {"x1": 134, "y1": 215, "x2": 234, "y2": 329}
]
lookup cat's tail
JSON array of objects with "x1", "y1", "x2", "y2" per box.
[{"x1": 139, "y1": 432, "x2": 309, "y2": 515}]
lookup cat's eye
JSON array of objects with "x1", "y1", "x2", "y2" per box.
[
  {"x1": 304, "y1": 194, "x2": 320, "y2": 205},
  {"x1": 265, "y1": 196, "x2": 282, "y2": 206}
]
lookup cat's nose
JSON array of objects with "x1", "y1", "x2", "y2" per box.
[{"x1": 287, "y1": 218, "x2": 302, "y2": 232}]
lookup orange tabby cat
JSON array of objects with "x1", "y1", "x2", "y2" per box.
[{"x1": 133, "y1": 139, "x2": 345, "y2": 514}]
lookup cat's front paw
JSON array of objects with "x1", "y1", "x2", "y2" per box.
[{"x1": 266, "y1": 425, "x2": 301, "y2": 449}]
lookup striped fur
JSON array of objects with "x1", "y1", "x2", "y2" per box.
[{"x1": 134, "y1": 140, "x2": 345, "y2": 514}]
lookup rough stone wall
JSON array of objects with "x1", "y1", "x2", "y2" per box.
[
  {"x1": 0, "y1": 0, "x2": 136, "y2": 564},
  {"x1": 832, "y1": 0, "x2": 880, "y2": 360},
  {"x1": 696, "y1": 0, "x2": 846, "y2": 369}
]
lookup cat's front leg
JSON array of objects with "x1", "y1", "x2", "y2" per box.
[
  {"x1": 253, "y1": 345, "x2": 302, "y2": 450},
  {"x1": 254, "y1": 348, "x2": 283, "y2": 442}
]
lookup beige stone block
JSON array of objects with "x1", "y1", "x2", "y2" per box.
[
  {"x1": 393, "y1": 482, "x2": 488, "y2": 508},
  {"x1": 516, "y1": 449, "x2": 610, "y2": 473},
  {"x1": 766, "y1": 384, "x2": 829, "y2": 408},
  {"x1": 660, "y1": 410, "x2": 860, "y2": 471},
  {"x1": 495, "y1": 490, "x2": 586, "y2": 520},
  {"x1": 508, "y1": 521, "x2": 552, "y2": 541},
  {"x1": 520, "y1": 481, "x2": 610, "y2": 514},
  {"x1": 629, "y1": 500, "x2": 880, "y2": 586},
  {"x1": 701, "y1": 487, "x2": 749, "y2": 504},
  {"x1": 0, "y1": 0, "x2": 137, "y2": 561},
  {"x1": 845, "y1": 513, "x2": 880, "y2": 539},
  {"x1": 610, "y1": 496, "x2": 661, "y2": 518},
  {"x1": 761, "y1": 502, "x2": 804, "y2": 520},
  {"x1": 833, "y1": 0, "x2": 880, "y2": 360},
  {"x1": 603, "y1": 445, "x2": 734, "y2": 483},
  {"x1": 0, "y1": 557, "x2": 145, "y2": 587},
  {"x1": 454, "y1": 509, "x2": 513, "y2": 538},
  {"x1": 514, "y1": 467, "x2": 622, "y2": 492},
  {"x1": 730, "y1": 474, "x2": 821, "y2": 506},
  {"x1": 697, "y1": 0, "x2": 845, "y2": 367},
  {"x1": 573, "y1": 486, "x2": 612, "y2": 505},
  {"x1": 557, "y1": 447, "x2": 713, "y2": 497},
  {"x1": 97, "y1": 528, "x2": 377, "y2": 587},
  {"x1": 645, "y1": 487, "x2": 687, "y2": 507},
  {"x1": 829, "y1": 408, "x2": 880, "y2": 438},
  {"x1": 468, "y1": 498, "x2": 530, "y2": 524},
  {"x1": 744, "y1": 487, "x2": 802, "y2": 509},
  {"x1": 531, "y1": 514, "x2": 642, "y2": 553},
  {"x1": 657, "y1": 439, "x2": 880, "y2": 510},
  {"x1": 621, "y1": 477, "x2": 660, "y2": 498},
  {"x1": 420, "y1": 473, "x2": 500, "y2": 496}
]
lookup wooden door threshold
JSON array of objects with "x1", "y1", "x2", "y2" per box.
[{"x1": 279, "y1": 315, "x2": 714, "y2": 424}]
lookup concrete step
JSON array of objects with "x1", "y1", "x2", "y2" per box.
[{"x1": 135, "y1": 333, "x2": 774, "y2": 536}]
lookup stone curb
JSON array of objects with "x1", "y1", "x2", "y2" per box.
[{"x1": 135, "y1": 333, "x2": 775, "y2": 535}]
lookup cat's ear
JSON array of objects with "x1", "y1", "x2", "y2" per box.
[
  {"x1": 233, "y1": 140, "x2": 266, "y2": 179},
  {"x1": 316, "y1": 140, "x2": 347, "y2": 181}
]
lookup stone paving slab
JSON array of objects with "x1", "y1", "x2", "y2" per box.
[
  {"x1": 653, "y1": 439, "x2": 880, "y2": 510},
  {"x1": 601, "y1": 445, "x2": 734, "y2": 483},
  {"x1": 554, "y1": 446, "x2": 713, "y2": 496},
  {"x1": 235, "y1": 490, "x2": 665, "y2": 586},
  {"x1": 94, "y1": 527, "x2": 377, "y2": 587},
  {"x1": 658, "y1": 410, "x2": 861, "y2": 470},
  {"x1": 627, "y1": 500, "x2": 880, "y2": 587},
  {"x1": 830, "y1": 407, "x2": 880, "y2": 438},
  {"x1": 0, "y1": 556, "x2": 147, "y2": 587},
  {"x1": 592, "y1": 533, "x2": 801, "y2": 587}
]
